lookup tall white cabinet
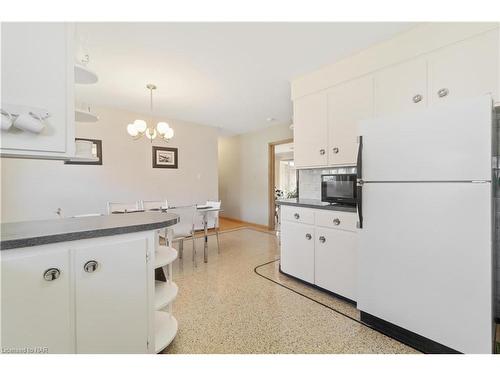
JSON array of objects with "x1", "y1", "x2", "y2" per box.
[{"x1": 1, "y1": 23, "x2": 75, "y2": 159}]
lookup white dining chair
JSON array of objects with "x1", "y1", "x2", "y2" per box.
[
  {"x1": 168, "y1": 205, "x2": 198, "y2": 265},
  {"x1": 140, "y1": 200, "x2": 169, "y2": 211},
  {"x1": 205, "y1": 200, "x2": 222, "y2": 253},
  {"x1": 106, "y1": 201, "x2": 141, "y2": 214}
]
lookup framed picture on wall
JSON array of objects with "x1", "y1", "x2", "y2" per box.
[
  {"x1": 152, "y1": 146, "x2": 178, "y2": 169},
  {"x1": 64, "y1": 138, "x2": 103, "y2": 165}
]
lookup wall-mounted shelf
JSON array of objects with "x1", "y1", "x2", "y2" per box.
[
  {"x1": 75, "y1": 109, "x2": 98, "y2": 123},
  {"x1": 74, "y1": 64, "x2": 98, "y2": 84}
]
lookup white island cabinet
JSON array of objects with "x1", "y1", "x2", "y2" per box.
[{"x1": 0, "y1": 212, "x2": 179, "y2": 354}]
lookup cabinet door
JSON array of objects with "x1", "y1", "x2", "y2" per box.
[
  {"x1": 428, "y1": 30, "x2": 498, "y2": 106},
  {"x1": 74, "y1": 237, "x2": 150, "y2": 353},
  {"x1": 315, "y1": 227, "x2": 357, "y2": 301},
  {"x1": 328, "y1": 76, "x2": 373, "y2": 166},
  {"x1": 374, "y1": 58, "x2": 427, "y2": 117},
  {"x1": 1, "y1": 23, "x2": 74, "y2": 158},
  {"x1": 1, "y1": 247, "x2": 73, "y2": 353},
  {"x1": 293, "y1": 92, "x2": 328, "y2": 168},
  {"x1": 280, "y1": 221, "x2": 315, "y2": 283}
]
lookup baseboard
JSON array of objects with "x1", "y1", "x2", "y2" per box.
[
  {"x1": 219, "y1": 216, "x2": 272, "y2": 231},
  {"x1": 360, "y1": 311, "x2": 461, "y2": 354}
]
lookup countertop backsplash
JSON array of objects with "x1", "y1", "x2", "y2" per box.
[{"x1": 298, "y1": 167, "x2": 356, "y2": 200}]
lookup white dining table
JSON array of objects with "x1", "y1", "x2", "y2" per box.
[{"x1": 113, "y1": 205, "x2": 222, "y2": 263}]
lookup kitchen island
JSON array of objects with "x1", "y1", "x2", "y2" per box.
[{"x1": 1, "y1": 212, "x2": 180, "y2": 354}]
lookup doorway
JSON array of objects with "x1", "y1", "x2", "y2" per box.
[{"x1": 268, "y1": 138, "x2": 295, "y2": 229}]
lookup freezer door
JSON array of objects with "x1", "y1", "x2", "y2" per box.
[
  {"x1": 359, "y1": 95, "x2": 492, "y2": 182},
  {"x1": 358, "y1": 182, "x2": 492, "y2": 353}
]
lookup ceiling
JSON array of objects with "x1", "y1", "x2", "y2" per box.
[{"x1": 76, "y1": 22, "x2": 418, "y2": 134}]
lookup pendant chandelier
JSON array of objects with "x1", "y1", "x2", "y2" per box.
[{"x1": 126, "y1": 84, "x2": 174, "y2": 142}]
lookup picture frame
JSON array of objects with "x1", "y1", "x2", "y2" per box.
[
  {"x1": 64, "y1": 138, "x2": 103, "y2": 165},
  {"x1": 152, "y1": 146, "x2": 178, "y2": 169}
]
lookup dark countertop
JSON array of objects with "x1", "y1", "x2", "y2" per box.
[
  {"x1": 0, "y1": 212, "x2": 179, "y2": 250},
  {"x1": 276, "y1": 198, "x2": 357, "y2": 213}
]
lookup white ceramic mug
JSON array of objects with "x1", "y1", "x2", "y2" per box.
[
  {"x1": 13, "y1": 112, "x2": 45, "y2": 133},
  {"x1": 1, "y1": 110, "x2": 13, "y2": 131}
]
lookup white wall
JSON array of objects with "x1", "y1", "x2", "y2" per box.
[
  {"x1": 218, "y1": 123, "x2": 292, "y2": 226},
  {"x1": 1, "y1": 106, "x2": 219, "y2": 222}
]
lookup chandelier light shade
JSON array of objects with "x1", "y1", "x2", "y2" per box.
[{"x1": 126, "y1": 84, "x2": 174, "y2": 142}]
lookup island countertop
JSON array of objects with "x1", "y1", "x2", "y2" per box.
[{"x1": 0, "y1": 212, "x2": 179, "y2": 250}]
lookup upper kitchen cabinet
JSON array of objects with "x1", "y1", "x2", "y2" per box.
[
  {"x1": 328, "y1": 75, "x2": 373, "y2": 166},
  {"x1": 293, "y1": 92, "x2": 328, "y2": 168},
  {"x1": 374, "y1": 58, "x2": 428, "y2": 118},
  {"x1": 427, "y1": 30, "x2": 499, "y2": 106},
  {"x1": 1, "y1": 23, "x2": 75, "y2": 159}
]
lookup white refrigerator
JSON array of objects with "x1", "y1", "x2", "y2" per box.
[{"x1": 357, "y1": 95, "x2": 494, "y2": 354}]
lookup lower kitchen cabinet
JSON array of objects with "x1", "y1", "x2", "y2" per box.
[
  {"x1": 280, "y1": 221, "x2": 315, "y2": 284},
  {"x1": 315, "y1": 227, "x2": 357, "y2": 302},
  {"x1": 73, "y1": 238, "x2": 150, "y2": 353},
  {"x1": 279, "y1": 205, "x2": 358, "y2": 301},
  {"x1": 1, "y1": 247, "x2": 73, "y2": 353}
]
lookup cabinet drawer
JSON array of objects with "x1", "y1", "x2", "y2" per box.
[
  {"x1": 281, "y1": 205, "x2": 315, "y2": 225},
  {"x1": 315, "y1": 210, "x2": 357, "y2": 232}
]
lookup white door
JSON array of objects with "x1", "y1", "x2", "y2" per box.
[
  {"x1": 315, "y1": 227, "x2": 357, "y2": 301},
  {"x1": 74, "y1": 237, "x2": 150, "y2": 353},
  {"x1": 293, "y1": 92, "x2": 328, "y2": 168},
  {"x1": 358, "y1": 182, "x2": 492, "y2": 353},
  {"x1": 1, "y1": 247, "x2": 73, "y2": 353},
  {"x1": 374, "y1": 58, "x2": 427, "y2": 117},
  {"x1": 280, "y1": 221, "x2": 315, "y2": 283},
  {"x1": 328, "y1": 75, "x2": 373, "y2": 166},
  {"x1": 1, "y1": 23, "x2": 73, "y2": 156},
  {"x1": 360, "y1": 95, "x2": 492, "y2": 182},
  {"x1": 428, "y1": 30, "x2": 498, "y2": 106}
]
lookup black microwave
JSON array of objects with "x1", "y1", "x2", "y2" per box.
[{"x1": 321, "y1": 174, "x2": 357, "y2": 205}]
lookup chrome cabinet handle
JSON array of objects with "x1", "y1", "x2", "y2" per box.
[
  {"x1": 412, "y1": 94, "x2": 423, "y2": 103},
  {"x1": 333, "y1": 218, "x2": 341, "y2": 226},
  {"x1": 332, "y1": 147, "x2": 339, "y2": 154},
  {"x1": 43, "y1": 268, "x2": 61, "y2": 281},
  {"x1": 319, "y1": 149, "x2": 325, "y2": 155},
  {"x1": 305, "y1": 233, "x2": 312, "y2": 240},
  {"x1": 84, "y1": 260, "x2": 99, "y2": 273},
  {"x1": 319, "y1": 236, "x2": 326, "y2": 244},
  {"x1": 294, "y1": 213, "x2": 300, "y2": 219},
  {"x1": 437, "y1": 88, "x2": 449, "y2": 98}
]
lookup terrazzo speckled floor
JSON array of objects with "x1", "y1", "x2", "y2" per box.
[{"x1": 163, "y1": 228, "x2": 418, "y2": 354}]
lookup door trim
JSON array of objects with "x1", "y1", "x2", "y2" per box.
[{"x1": 268, "y1": 138, "x2": 293, "y2": 229}]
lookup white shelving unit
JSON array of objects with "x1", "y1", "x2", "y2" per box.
[
  {"x1": 155, "y1": 280, "x2": 178, "y2": 310},
  {"x1": 155, "y1": 245, "x2": 178, "y2": 268},
  {"x1": 154, "y1": 311, "x2": 178, "y2": 353},
  {"x1": 153, "y1": 230, "x2": 179, "y2": 353}
]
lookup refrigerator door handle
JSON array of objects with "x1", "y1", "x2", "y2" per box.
[{"x1": 356, "y1": 136, "x2": 363, "y2": 229}]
